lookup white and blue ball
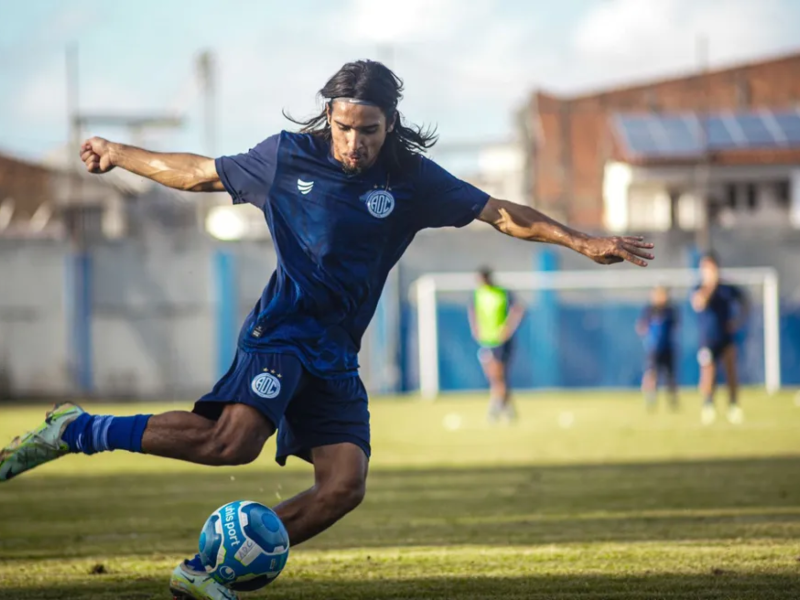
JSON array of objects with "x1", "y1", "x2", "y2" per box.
[{"x1": 198, "y1": 500, "x2": 290, "y2": 591}]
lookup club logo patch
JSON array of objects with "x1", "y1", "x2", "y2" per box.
[
  {"x1": 251, "y1": 372, "x2": 281, "y2": 399},
  {"x1": 297, "y1": 179, "x2": 314, "y2": 195},
  {"x1": 361, "y1": 189, "x2": 395, "y2": 219}
]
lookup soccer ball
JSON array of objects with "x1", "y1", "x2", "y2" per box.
[{"x1": 198, "y1": 500, "x2": 290, "y2": 591}]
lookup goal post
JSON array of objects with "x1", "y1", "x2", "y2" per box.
[{"x1": 413, "y1": 267, "x2": 781, "y2": 399}]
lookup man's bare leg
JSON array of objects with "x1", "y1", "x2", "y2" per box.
[
  {"x1": 721, "y1": 345, "x2": 743, "y2": 423},
  {"x1": 273, "y1": 443, "x2": 368, "y2": 545},
  {"x1": 142, "y1": 404, "x2": 275, "y2": 465}
]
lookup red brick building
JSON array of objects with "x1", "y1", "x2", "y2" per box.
[
  {"x1": 0, "y1": 151, "x2": 143, "y2": 238},
  {"x1": 527, "y1": 51, "x2": 800, "y2": 230}
]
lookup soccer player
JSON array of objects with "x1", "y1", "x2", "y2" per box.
[
  {"x1": 0, "y1": 60, "x2": 653, "y2": 600},
  {"x1": 469, "y1": 267, "x2": 524, "y2": 421},
  {"x1": 691, "y1": 252, "x2": 749, "y2": 425},
  {"x1": 636, "y1": 285, "x2": 679, "y2": 411}
]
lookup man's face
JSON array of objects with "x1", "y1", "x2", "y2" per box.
[
  {"x1": 327, "y1": 101, "x2": 393, "y2": 174},
  {"x1": 700, "y1": 257, "x2": 720, "y2": 286},
  {"x1": 652, "y1": 286, "x2": 668, "y2": 306}
]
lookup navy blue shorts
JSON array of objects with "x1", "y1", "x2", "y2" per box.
[
  {"x1": 645, "y1": 350, "x2": 674, "y2": 375},
  {"x1": 697, "y1": 339, "x2": 734, "y2": 366},
  {"x1": 478, "y1": 341, "x2": 513, "y2": 365},
  {"x1": 193, "y1": 350, "x2": 370, "y2": 466}
]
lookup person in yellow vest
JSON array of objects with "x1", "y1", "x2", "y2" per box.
[{"x1": 469, "y1": 268, "x2": 525, "y2": 422}]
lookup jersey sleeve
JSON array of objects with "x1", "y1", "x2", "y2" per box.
[
  {"x1": 214, "y1": 135, "x2": 280, "y2": 210},
  {"x1": 729, "y1": 284, "x2": 746, "y2": 302},
  {"x1": 412, "y1": 157, "x2": 490, "y2": 230}
]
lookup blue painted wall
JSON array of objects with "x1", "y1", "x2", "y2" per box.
[{"x1": 419, "y1": 299, "x2": 800, "y2": 391}]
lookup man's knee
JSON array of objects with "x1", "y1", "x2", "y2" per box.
[
  {"x1": 202, "y1": 406, "x2": 273, "y2": 466},
  {"x1": 201, "y1": 431, "x2": 261, "y2": 465},
  {"x1": 317, "y1": 476, "x2": 367, "y2": 516}
]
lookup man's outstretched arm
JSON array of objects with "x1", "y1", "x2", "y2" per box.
[
  {"x1": 80, "y1": 137, "x2": 223, "y2": 192},
  {"x1": 478, "y1": 197, "x2": 654, "y2": 267}
]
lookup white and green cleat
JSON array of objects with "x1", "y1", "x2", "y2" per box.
[
  {"x1": 0, "y1": 402, "x2": 84, "y2": 482},
  {"x1": 170, "y1": 560, "x2": 239, "y2": 600}
]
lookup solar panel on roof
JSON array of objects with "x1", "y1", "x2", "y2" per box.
[
  {"x1": 703, "y1": 116, "x2": 738, "y2": 149},
  {"x1": 612, "y1": 109, "x2": 800, "y2": 160},
  {"x1": 614, "y1": 115, "x2": 661, "y2": 155},
  {"x1": 658, "y1": 115, "x2": 701, "y2": 155},
  {"x1": 773, "y1": 112, "x2": 800, "y2": 144},
  {"x1": 736, "y1": 114, "x2": 779, "y2": 147}
]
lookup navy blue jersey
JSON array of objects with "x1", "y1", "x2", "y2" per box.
[
  {"x1": 694, "y1": 283, "x2": 745, "y2": 346},
  {"x1": 639, "y1": 304, "x2": 677, "y2": 354},
  {"x1": 215, "y1": 132, "x2": 490, "y2": 377}
]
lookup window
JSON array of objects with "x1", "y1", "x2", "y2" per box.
[
  {"x1": 725, "y1": 184, "x2": 737, "y2": 209},
  {"x1": 776, "y1": 180, "x2": 790, "y2": 206},
  {"x1": 746, "y1": 184, "x2": 757, "y2": 210}
]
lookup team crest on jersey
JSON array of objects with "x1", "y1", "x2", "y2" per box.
[
  {"x1": 361, "y1": 189, "x2": 395, "y2": 219},
  {"x1": 251, "y1": 372, "x2": 281, "y2": 399}
]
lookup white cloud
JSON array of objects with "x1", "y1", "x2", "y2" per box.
[
  {"x1": 4, "y1": 0, "x2": 795, "y2": 166},
  {"x1": 568, "y1": 0, "x2": 793, "y2": 90},
  {"x1": 341, "y1": 0, "x2": 468, "y2": 44}
]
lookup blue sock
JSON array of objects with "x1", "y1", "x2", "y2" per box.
[
  {"x1": 63, "y1": 413, "x2": 152, "y2": 455},
  {"x1": 703, "y1": 396, "x2": 714, "y2": 406}
]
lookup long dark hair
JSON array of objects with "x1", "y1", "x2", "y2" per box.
[{"x1": 284, "y1": 60, "x2": 438, "y2": 173}]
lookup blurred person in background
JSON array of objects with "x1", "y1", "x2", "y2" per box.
[
  {"x1": 0, "y1": 59, "x2": 654, "y2": 600},
  {"x1": 636, "y1": 285, "x2": 679, "y2": 412},
  {"x1": 691, "y1": 252, "x2": 749, "y2": 425},
  {"x1": 469, "y1": 267, "x2": 525, "y2": 422}
]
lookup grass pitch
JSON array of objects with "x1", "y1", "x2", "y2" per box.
[{"x1": 1, "y1": 390, "x2": 799, "y2": 599}]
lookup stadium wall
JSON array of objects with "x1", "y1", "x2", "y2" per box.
[{"x1": 1, "y1": 227, "x2": 799, "y2": 399}]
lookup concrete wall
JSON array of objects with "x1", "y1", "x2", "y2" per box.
[
  {"x1": 1, "y1": 226, "x2": 798, "y2": 399},
  {"x1": 0, "y1": 240, "x2": 71, "y2": 396}
]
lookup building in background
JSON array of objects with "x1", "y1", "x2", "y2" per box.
[
  {"x1": 461, "y1": 141, "x2": 526, "y2": 206},
  {"x1": 526, "y1": 51, "x2": 800, "y2": 231}
]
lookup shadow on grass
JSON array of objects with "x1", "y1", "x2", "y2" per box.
[
  {"x1": 2, "y1": 573, "x2": 800, "y2": 600},
  {"x1": 1, "y1": 456, "x2": 799, "y2": 560}
]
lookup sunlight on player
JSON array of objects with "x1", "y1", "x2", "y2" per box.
[
  {"x1": 691, "y1": 253, "x2": 749, "y2": 425},
  {"x1": 0, "y1": 60, "x2": 654, "y2": 600}
]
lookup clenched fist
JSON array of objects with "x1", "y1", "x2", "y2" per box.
[{"x1": 80, "y1": 137, "x2": 116, "y2": 174}]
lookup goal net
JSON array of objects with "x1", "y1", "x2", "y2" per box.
[{"x1": 412, "y1": 268, "x2": 780, "y2": 399}]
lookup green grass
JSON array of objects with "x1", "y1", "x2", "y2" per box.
[{"x1": 1, "y1": 390, "x2": 799, "y2": 599}]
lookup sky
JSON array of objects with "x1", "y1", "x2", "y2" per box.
[{"x1": 1, "y1": 0, "x2": 799, "y2": 171}]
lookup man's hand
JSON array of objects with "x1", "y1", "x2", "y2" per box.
[
  {"x1": 80, "y1": 137, "x2": 116, "y2": 174},
  {"x1": 581, "y1": 236, "x2": 654, "y2": 267}
]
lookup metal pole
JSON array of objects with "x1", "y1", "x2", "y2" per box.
[
  {"x1": 197, "y1": 50, "x2": 217, "y2": 157},
  {"x1": 763, "y1": 271, "x2": 781, "y2": 394},
  {"x1": 695, "y1": 34, "x2": 711, "y2": 250},
  {"x1": 66, "y1": 43, "x2": 80, "y2": 168},
  {"x1": 417, "y1": 277, "x2": 439, "y2": 400}
]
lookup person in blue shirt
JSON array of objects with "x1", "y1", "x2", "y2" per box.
[
  {"x1": 0, "y1": 60, "x2": 654, "y2": 600},
  {"x1": 636, "y1": 285, "x2": 679, "y2": 411},
  {"x1": 691, "y1": 252, "x2": 749, "y2": 426}
]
